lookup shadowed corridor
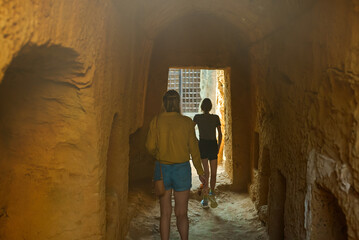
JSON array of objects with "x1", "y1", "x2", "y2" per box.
[{"x1": 0, "y1": 1, "x2": 359, "y2": 239}]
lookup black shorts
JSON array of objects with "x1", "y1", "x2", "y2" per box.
[{"x1": 199, "y1": 139, "x2": 218, "y2": 160}]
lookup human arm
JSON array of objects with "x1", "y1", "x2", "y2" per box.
[
  {"x1": 188, "y1": 121, "x2": 204, "y2": 176},
  {"x1": 145, "y1": 116, "x2": 158, "y2": 157},
  {"x1": 216, "y1": 115, "x2": 222, "y2": 149},
  {"x1": 217, "y1": 125, "x2": 222, "y2": 150},
  {"x1": 193, "y1": 115, "x2": 198, "y2": 127}
]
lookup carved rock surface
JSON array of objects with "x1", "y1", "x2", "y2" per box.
[{"x1": 1, "y1": 1, "x2": 359, "y2": 240}]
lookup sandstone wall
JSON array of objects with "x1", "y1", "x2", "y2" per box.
[
  {"x1": 215, "y1": 70, "x2": 226, "y2": 165},
  {"x1": 0, "y1": 1, "x2": 152, "y2": 239},
  {"x1": 251, "y1": 0, "x2": 359, "y2": 238},
  {"x1": 3, "y1": 0, "x2": 359, "y2": 239}
]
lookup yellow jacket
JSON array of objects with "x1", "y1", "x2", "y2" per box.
[{"x1": 146, "y1": 112, "x2": 204, "y2": 176}]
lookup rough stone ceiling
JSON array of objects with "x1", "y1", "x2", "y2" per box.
[
  {"x1": 118, "y1": 0, "x2": 316, "y2": 44},
  {"x1": 133, "y1": 0, "x2": 273, "y2": 43}
]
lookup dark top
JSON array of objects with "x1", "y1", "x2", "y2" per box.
[{"x1": 193, "y1": 113, "x2": 221, "y2": 140}]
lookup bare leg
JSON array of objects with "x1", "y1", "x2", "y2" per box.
[
  {"x1": 174, "y1": 190, "x2": 190, "y2": 240},
  {"x1": 209, "y1": 159, "x2": 218, "y2": 193},
  {"x1": 201, "y1": 158, "x2": 209, "y2": 194},
  {"x1": 159, "y1": 189, "x2": 172, "y2": 240}
]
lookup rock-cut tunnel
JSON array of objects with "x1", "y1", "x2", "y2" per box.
[{"x1": 0, "y1": 0, "x2": 359, "y2": 239}]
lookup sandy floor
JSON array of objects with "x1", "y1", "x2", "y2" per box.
[{"x1": 126, "y1": 165, "x2": 268, "y2": 240}]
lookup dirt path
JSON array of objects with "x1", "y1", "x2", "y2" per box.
[{"x1": 126, "y1": 166, "x2": 268, "y2": 240}]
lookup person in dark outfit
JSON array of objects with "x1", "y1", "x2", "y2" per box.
[{"x1": 193, "y1": 98, "x2": 222, "y2": 208}]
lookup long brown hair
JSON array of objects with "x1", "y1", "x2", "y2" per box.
[{"x1": 163, "y1": 90, "x2": 181, "y2": 113}]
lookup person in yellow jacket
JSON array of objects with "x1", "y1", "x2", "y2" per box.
[{"x1": 146, "y1": 90, "x2": 206, "y2": 240}]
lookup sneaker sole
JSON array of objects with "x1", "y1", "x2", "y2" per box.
[
  {"x1": 210, "y1": 202, "x2": 218, "y2": 208},
  {"x1": 208, "y1": 196, "x2": 218, "y2": 208}
]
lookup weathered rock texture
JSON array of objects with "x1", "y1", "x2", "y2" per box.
[
  {"x1": 251, "y1": 0, "x2": 359, "y2": 239},
  {"x1": 1, "y1": 0, "x2": 359, "y2": 239},
  {"x1": 215, "y1": 70, "x2": 226, "y2": 165},
  {"x1": 0, "y1": 1, "x2": 151, "y2": 239}
]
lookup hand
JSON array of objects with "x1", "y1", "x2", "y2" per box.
[{"x1": 199, "y1": 175, "x2": 206, "y2": 186}]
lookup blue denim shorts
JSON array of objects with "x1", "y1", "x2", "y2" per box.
[{"x1": 154, "y1": 161, "x2": 192, "y2": 192}]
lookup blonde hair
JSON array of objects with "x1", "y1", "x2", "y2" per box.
[{"x1": 163, "y1": 90, "x2": 181, "y2": 113}]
